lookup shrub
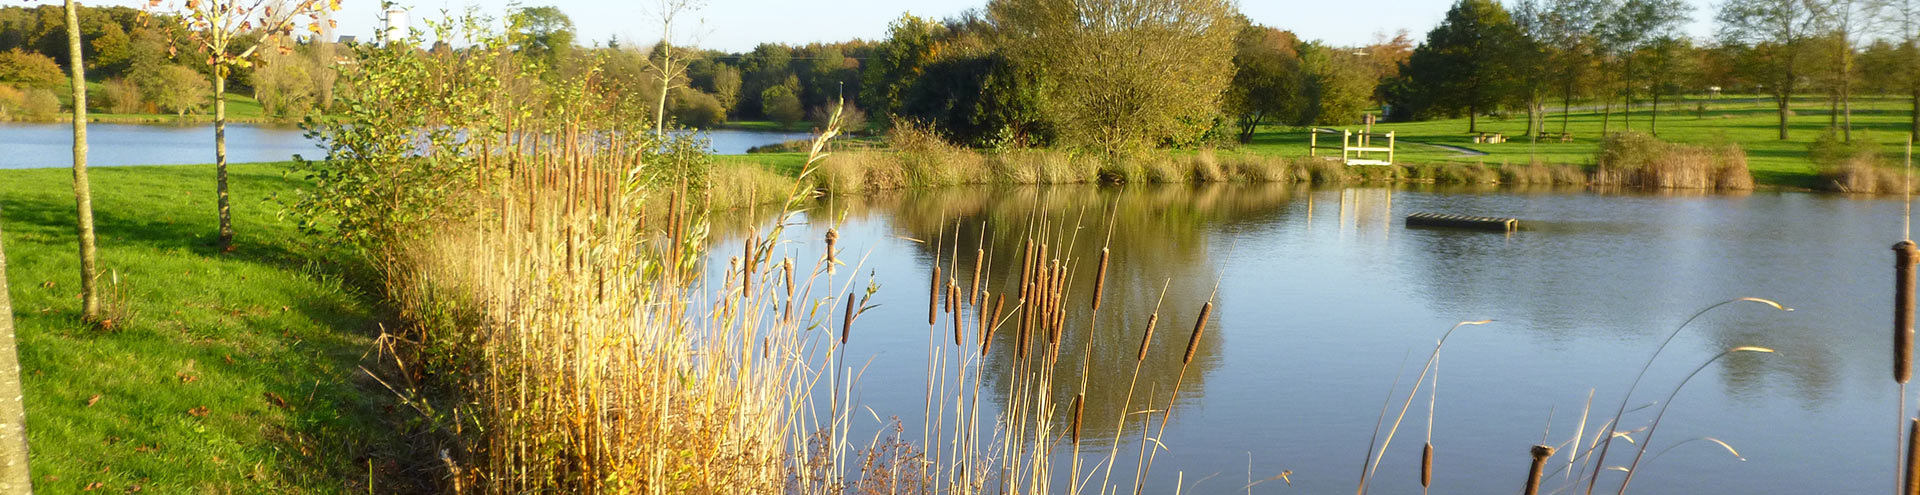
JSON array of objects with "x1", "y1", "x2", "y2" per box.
[
  {"x1": 1593, "y1": 131, "x2": 1751, "y2": 190},
  {"x1": 150, "y1": 65, "x2": 210, "y2": 116},
  {"x1": 0, "y1": 85, "x2": 24, "y2": 119},
  {"x1": 669, "y1": 88, "x2": 727, "y2": 128},
  {"x1": 761, "y1": 85, "x2": 803, "y2": 128},
  {"x1": 100, "y1": 78, "x2": 145, "y2": 114},
  {"x1": 0, "y1": 49, "x2": 63, "y2": 89},
  {"x1": 19, "y1": 88, "x2": 58, "y2": 119}
]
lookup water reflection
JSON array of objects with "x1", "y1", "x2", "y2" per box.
[{"x1": 710, "y1": 184, "x2": 1903, "y2": 494}]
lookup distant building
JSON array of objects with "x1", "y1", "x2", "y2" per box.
[{"x1": 337, "y1": 35, "x2": 356, "y2": 44}]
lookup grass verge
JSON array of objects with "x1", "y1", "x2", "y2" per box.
[{"x1": 0, "y1": 162, "x2": 396, "y2": 493}]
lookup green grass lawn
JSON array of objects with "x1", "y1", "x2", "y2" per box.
[
  {"x1": 1242, "y1": 95, "x2": 1919, "y2": 189},
  {"x1": 1, "y1": 163, "x2": 394, "y2": 493}
]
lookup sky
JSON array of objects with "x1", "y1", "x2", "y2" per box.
[{"x1": 106, "y1": 0, "x2": 1725, "y2": 53}]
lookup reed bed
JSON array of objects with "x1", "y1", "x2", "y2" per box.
[{"x1": 1593, "y1": 132, "x2": 1753, "y2": 191}]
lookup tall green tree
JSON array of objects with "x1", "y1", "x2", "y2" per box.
[
  {"x1": 1398, "y1": 0, "x2": 1525, "y2": 132},
  {"x1": 507, "y1": 6, "x2": 576, "y2": 72},
  {"x1": 1718, "y1": 0, "x2": 1826, "y2": 140},
  {"x1": 989, "y1": 0, "x2": 1241, "y2": 154},
  {"x1": 1638, "y1": 36, "x2": 1701, "y2": 135},
  {"x1": 1223, "y1": 23, "x2": 1302, "y2": 143},
  {"x1": 157, "y1": 0, "x2": 333, "y2": 251},
  {"x1": 1882, "y1": 0, "x2": 1920, "y2": 135},
  {"x1": 860, "y1": 14, "x2": 943, "y2": 125}
]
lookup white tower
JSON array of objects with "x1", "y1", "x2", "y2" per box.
[{"x1": 381, "y1": 7, "x2": 409, "y2": 45}]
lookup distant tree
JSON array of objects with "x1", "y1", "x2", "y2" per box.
[
  {"x1": 308, "y1": 40, "x2": 337, "y2": 111},
  {"x1": 1223, "y1": 24, "x2": 1302, "y2": 143},
  {"x1": 1886, "y1": 0, "x2": 1920, "y2": 135},
  {"x1": 711, "y1": 63, "x2": 740, "y2": 110},
  {"x1": 1638, "y1": 36, "x2": 1701, "y2": 135},
  {"x1": 1517, "y1": 0, "x2": 1608, "y2": 134},
  {"x1": 1396, "y1": 0, "x2": 1524, "y2": 132},
  {"x1": 507, "y1": 6, "x2": 576, "y2": 71},
  {"x1": 153, "y1": 0, "x2": 333, "y2": 251},
  {"x1": 860, "y1": 14, "x2": 943, "y2": 125},
  {"x1": 1822, "y1": 0, "x2": 1879, "y2": 141},
  {"x1": 1358, "y1": 30, "x2": 1415, "y2": 104},
  {"x1": 1718, "y1": 0, "x2": 1826, "y2": 140},
  {"x1": 737, "y1": 43, "x2": 793, "y2": 119},
  {"x1": 17, "y1": 88, "x2": 56, "y2": 118},
  {"x1": 151, "y1": 64, "x2": 208, "y2": 116},
  {"x1": 898, "y1": 52, "x2": 1050, "y2": 147},
  {"x1": 1604, "y1": 0, "x2": 1693, "y2": 133},
  {"x1": 761, "y1": 84, "x2": 802, "y2": 128},
  {"x1": 989, "y1": 0, "x2": 1241, "y2": 154},
  {"x1": 0, "y1": 49, "x2": 62, "y2": 88},
  {"x1": 88, "y1": 21, "x2": 131, "y2": 76},
  {"x1": 1297, "y1": 42, "x2": 1378, "y2": 126},
  {"x1": 251, "y1": 46, "x2": 313, "y2": 118}
]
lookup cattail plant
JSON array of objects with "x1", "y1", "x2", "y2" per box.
[
  {"x1": 930, "y1": 265, "x2": 943, "y2": 326},
  {"x1": 1092, "y1": 248, "x2": 1109, "y2": 310},
  {"x1": 1897, "y1": 241, "x2": 1916, "y2": 384},
  {"x1": 1905, "y1": 418, "x2": 1920, "y2": 495},
  {"x1": 1525, "y1": 445, "x2": 1555, "y2": 495}
]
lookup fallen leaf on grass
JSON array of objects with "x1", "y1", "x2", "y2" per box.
[
  {"x1": 187, "y1": 406, "x2": 208, "y2": 417},
  {"x1": 176, "y1": 373, "x2": 197, "y2": 384},
  {"x1": 39, "y1": 281, "x2": 53, "y2": 289},
  {"x1": 82, "y1": 481, "x2": 102, "y2": 491},
  {"x1": 84, "y1": 394, "x2": 99, "y2": 407},
  {"x1": 264, "y1": 392, "x2": 287, "y2": 409}
]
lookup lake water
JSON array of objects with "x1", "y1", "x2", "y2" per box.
[
  {"x1": 710, "y1": 184, "x2": 1904, "y2": 494},
  {"x1": 0, "y1": 122, "x2": 811, "y2": 168}
]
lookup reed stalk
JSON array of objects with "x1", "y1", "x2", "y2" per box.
[
  {"x1": 1526, "y1": 445, "x2": 1556, "y2": 495},
  {"x1": 1615, "y1": 346, "x2": 1776, "y2": 494}
]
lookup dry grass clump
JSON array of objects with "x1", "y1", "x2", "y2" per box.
[
  {"x1": 1593, "y1": 132, "x2": 1752, "y2": 190},
  {"x1": 1818, "y1": 156, "x2": 1914, "y2": 194},
  {"x1": 710, "y1": 162, "x2": 801, "y2": 211}
]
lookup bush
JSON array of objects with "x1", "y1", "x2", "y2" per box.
[
  {"x1": 761, "y1": 85, "x2": 802, "y2": 129},
  {"x1": 20, "y1": 88, "x2": 58, "y2": 119},
  {"x1": 150, "y1": 65, "x2": 209, "y2": 116},
  {"x1": 0, "y1": 49, "x2": 63, "y2": 89},
  {"x1": 668, "y1": 88, "x2": 727, "y2": 128},
  {"x1": 0, "y1": 85, "x2": 24, "y2": 119},
  {"x1": 1593, "y1": 131, "x2": 1751, "y2": 190},
  {"x1": 100, "y1": 78, "x2": 145, "y2": 114},
  {"x1": 811, "y1": 103, "x2": 868, "y2": 134}
]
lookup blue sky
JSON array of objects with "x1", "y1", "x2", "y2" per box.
[{"x1": 107, "y1": 0, "x2": 1724, "y2": 52}]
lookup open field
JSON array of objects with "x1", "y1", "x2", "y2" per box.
[{"x1": 0, "y1": 162, "x2": 391, "y2": 493}]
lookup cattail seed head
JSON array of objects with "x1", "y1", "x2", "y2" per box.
[
  {"x1": 930, "y1": 266, "x2": 943, "y2": 326},
  {"x1": 824, "y1": 228, "x2": 839, "y2": 274},
  {"x1": 1070, "y1": 393, "x2": 1085, "y2": 445},
  {"x1": 951, "y1": 280, "x2": 964, "y2": 346},
  {"x1": 971, "y1": 247, "x2": 984, "y2": 305},
  {"x1": 1523, "y1": 445, "x2": 1554, "y2": 495},
  {"x1": 984, "y1": 293, "x2": 1006, "y2": 355},
  {"x1": 1092, "y1": 248, "x2": 1109, "y2": 310},
  {"x1": 1184, "y1": 302, "x2": 1212, "y2": 364},
  {"x1": 1421, "y1": 442, "x2": 1433, "y2": 488},
  {"x1": 1898, "y1": 241, "x2": 1918, "y2": 384},
  {"x1": 1137, "y1": 313, "x2": 1159, "y2": 362},
  {"x1": 841, "y1": 292, "x2": 855, "y2": 345}
]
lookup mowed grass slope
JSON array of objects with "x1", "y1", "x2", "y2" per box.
[
  {"x1": 1, "y1": 163, "x2": 392, "y2": 493},
  {"x1": 1243, "y1": 95, "x2": 1920, "y2": 189}
]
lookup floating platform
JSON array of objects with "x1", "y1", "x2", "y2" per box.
[{"x1": 1405, "y1": 212, "x2": 1519, "y2": 232}]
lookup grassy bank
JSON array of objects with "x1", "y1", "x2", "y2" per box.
[
  {"x1": 1242, "y1": 95, "x2": 1920, "y2": 189},
  {"x1": 0, "y1": 162, "x2": 395, "y2": 492}
]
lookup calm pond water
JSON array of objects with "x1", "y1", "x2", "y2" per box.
[
  {"x1": 710, "y1": 184, "x2": 1901, "y2": 494},
  {"x1": 0, "y1": 122, "x2": 810, "y2": 168}
]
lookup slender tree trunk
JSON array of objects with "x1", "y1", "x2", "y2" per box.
[
  {"x1": 1778, "y1": 90, "x2": 1791, "y2": 140},
  {"x1": 1623, "y1": 56, "x2": 1633, "y2": 133},
  {"x1": 1601, "y1": 98, "x2": 1612, "y2": 136},
  {"x1": 654, "y1": 40, "x2": 672, "y2": 134},
  {"x1": 1651, "y1": 89, "x2": 1660, "y2": 137},
  {"x1": 65, "y1": 0, "x2": 96, "y2": 322},
  {"x1": 1561, "y1": 80, "x2": 1573, "y2": 135},
  {"x1": 1910, "y1": 86, "x2": 1918, "y2": 138},
  {"x1": 1842, "y1": 72, "x2": 1853, "y2": 142},
  {"x1": 0, "y1": 207, "x2": 31, "y2": 494},
  {"x1": 215, "y1": 68, "x2": 232, "y2": 251}
]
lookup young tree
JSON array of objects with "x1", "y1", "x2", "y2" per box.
[
  {"x1": 1400, "y1": 0, "x2": 1524, "y2": 133},
  {"x1": 1603, "y1": 0, "x2": 1693, "y2": 132},
  {"x1": 860, "y1": 14, "x2": 943, "y2": 124},
  {"x1": 155, "y1": 0, "x2": 334, "y2": 252},
  {"x1": 1718, "y1": 0, "x2": 1828, "y2": 140},
  {"x1": 1824, "y1": 0, "x2": 1880, "y2": 141},
  {"x1": 761, "y1": 84, "x2": 802, "y2": 128},
  {"x1": 65, "y1": 0, "x2": 100, "y2": 323},
  {"x1": 644, "y1": 0, "x2": 703, "y2": 134},
  {"x1": 1639, "y1": 36, "x2": 1701, "y2": 135},
  {"x1": 989, "y1": 0, "x2": 1241, "y2": 155},
  {"x1": 710, "y1": 63, "x2": 739, "y2": 110}
]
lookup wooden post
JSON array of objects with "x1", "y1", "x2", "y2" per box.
[
  {"x1": 1388, "y1": 132, "x2": 1396, "y2": 165},
  {"x1": 1343, "y1": 130, "x2": 1352, "y2": 165},
  {"x1": 1309, "y1": 130, "x2": 1318, "y2": 158}
]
